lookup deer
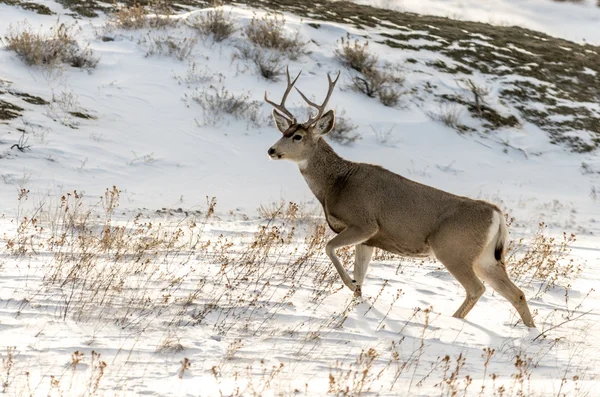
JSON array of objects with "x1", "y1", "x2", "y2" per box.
[{"x1": 264, "y1": 68, "x2": 535, "y2": 328}]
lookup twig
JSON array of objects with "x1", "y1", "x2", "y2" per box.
[{"x1": 533, "y1": 309, "x2": 593, "y2": 341}]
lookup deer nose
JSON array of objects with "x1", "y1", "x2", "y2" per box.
[{"x1": 268, "y1": 148, "x2": 275, "y2": 156}]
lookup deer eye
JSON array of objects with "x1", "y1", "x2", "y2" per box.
[{"x1": 292, "y1": 135, "x2": 303, "y2": 141}]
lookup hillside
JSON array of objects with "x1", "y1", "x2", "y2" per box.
[{"x1": 0, "y1": 0, "x2": 599, "y2": 396}]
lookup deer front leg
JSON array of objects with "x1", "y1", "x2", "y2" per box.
[{"x1": 325, "y1": 225, "x2": 378, "y2": 295}]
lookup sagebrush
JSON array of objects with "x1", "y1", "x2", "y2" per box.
[
  {"x1": 187, "y1": 7, "x2": 236, "y2": 42},
  {"x1": 3, "y1": 20, "x2": 98, "y2": 70},
  {"x1": 243, "y1": 14, "x2": 307, "y2": 60}
]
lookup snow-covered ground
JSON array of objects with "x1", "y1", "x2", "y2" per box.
[
  {"x1": 0, "y1": 0, "x2": 599, "y2": 396},
  {"x1": 352, "y1": 0, "x2": 600, "y2": 44}
]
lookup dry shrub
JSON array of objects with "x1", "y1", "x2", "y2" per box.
[
  {"x1": 328, "y1": 109, "x2": 360, "y2": 146},
  {"x1": 3, "y1": 21, "x2": 98, "y2": 70},
  {"x1": 173, "y1": 61, "x2": 213, "y2": 86},
  {"x1": 192, "y1": 85, "x2": 261, "y2": 126},
  {"x1": 143, "y1": 34, "x2": 197, "y2": 61},
  {"x1": 351, "y1": 65, "x2": 406, "y2": 107},
  {"x1": 334, "y1": 35, "x2": 405, "y2": 107},
  {"x1": 243, "y1": 14, "x2": 307, "y2": 60},
  {"x1": 507, "y1": 221, "x2": 581, "y2": 297},
  {"x1": 111, "y1": 3, "x2": 148, "y2": 29},
  {"x1": 108, "y1": 1, "x2": 177, "y2": 30},
  {"x1": 187, "y1": 7, "x2": 237, "y2": 42},
  {"x1": 457, "y1": 78, "x2": 491, "y2": 117},
  {"x1": 334, "y1": 33, "x2": 377, "y2": 73},
  {"x1": 251, "y1": 50, "x2": 283, "y2": 80},
  {"x1": 427, "y1": 103, "x2": 463, "y2": 130},
  {"x1": 234, "y1": 43, "x2": 283, "y2": 80}
]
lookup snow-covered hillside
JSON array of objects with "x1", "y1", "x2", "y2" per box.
[
  {"x1": 352, "y1": 0, "x2": 600, "y2": 44},
  {"x1": 0, "y1": 0, "x2": 599, "y2": 396}
]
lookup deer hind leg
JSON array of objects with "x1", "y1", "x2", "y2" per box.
[
  {"x1": 430, "y1": 242, "x2": 485, "y2": 319},
  {"x1": 325, "y1": 225, "x2": 378, "y2": 293},
  {"x1": 443, "y1": 263, "x2": 486, "y2": 319},
  {"x1": 475, "y1": 261, "x2": 535, "y2": 327},
  {"x1": 353, "y1": 244, "x2": 374, "y2": 297}
]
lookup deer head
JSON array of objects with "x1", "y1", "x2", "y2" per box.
[{"x1": 266, "y1": 67, "x2": 340, "y2": 163}]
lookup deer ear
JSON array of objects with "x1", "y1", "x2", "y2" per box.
[
  {"x1": 313, "y1": 109, "x2": 335, "y2": 136},
  {"x1": 272, "y1": 110, "x2": 292, "y2": 133}
]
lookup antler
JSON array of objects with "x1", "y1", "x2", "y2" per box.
[
  {"x1": 264, "y1": 66, "x2": 302, "y2": 122},
  {"x1": 296, "y1": 71, "x2": 341, "y2": 128}
]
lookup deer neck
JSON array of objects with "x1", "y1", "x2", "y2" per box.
[{"x1": 298, "y1": 138, "x2": 350, "y2": 205}]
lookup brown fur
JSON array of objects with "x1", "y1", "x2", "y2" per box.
[{"x1": 267, "y1": 86, "x2": 534, "y2": 328}]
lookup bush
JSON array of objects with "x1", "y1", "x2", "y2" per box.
[
  {"x1": 108, "y1": 2, "x2": 177, "y2": 30},
  {"x1": 192, "y1": 85, "x2": 261, "y2": 126},
  {"x1": 379, "y1": 87, "x2": 403, "y2": 107},
  {"x1": 243, "y1": 14, "x2": 307, "y2": 60},
  {"x1": 334, "y1": 33, "x2": 377, "y2": 72},
  {"x1": 143, "y1": 34, "x2": 197, "y2": 61},
  {"x1": 334, "y1": 35, "x2": 404, "y2": 106},
  {"x1": 426, "y1": 103, "x2": 464, "y2": 131},
  {"x1": 350, "y1": 64, "x2": 405, "y2": 106},
  {"x1": 187, "y1": 7, "x2": 236, "y2": 42},
  {"x1": 3, "y1": 21, "x2": 98, "y2": 70},
  {"x1": 327, "y1": 110, "x2": 360, "y2": 146},
  {"x1": 234, "y1": 43, "x2": 283, "y2": 80},
  {"x1": 252, "y1": 50, "x2": 283, "y2": 80},
  {"x1": 173, "y1": 62, "x2": 214, "y2": 86}
]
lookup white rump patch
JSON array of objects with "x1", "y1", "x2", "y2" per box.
[{"x1": 484, "y1": 211, "x2": 501, "y2": 248}]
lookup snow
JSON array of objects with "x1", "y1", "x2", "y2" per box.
[{"x1": 0, "y1": 1, "x2": 599, "y2": 396}]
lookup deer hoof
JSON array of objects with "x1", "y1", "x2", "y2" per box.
[{"x1": 354, "y1": 286, "x2": 362, "y2": 297}]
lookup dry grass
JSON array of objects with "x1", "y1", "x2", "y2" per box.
[
  {"x1": 507, "y1": 221, "x2": 581, "y2": 298},
  {"x1": 1, "y1": 187, "x2": 590, "y2": 395},
  {"x1": 173, "y1": 61, "x2": 214, "y2": 86},
  {"x1": 3, "y1": 20, "x2": 98, "y2": 70},
  {"x1": 243, "y1": 13, "x2": 307, "y2": 60},
  {"x1": 141, "y1": 34, "x2": 197, "y2": 61},
  {"x1": 426, "y1": 103, "x2": 465, "y2": 132},
  {"x1": 191, "y1": 84, "x2": 261, "y2": 126},
  {"x1": 46, "y1": 89, "x2": 90, "y2": 128},
  {"x1": 186, "y1": 6, "x2": 237, "y2": 42}
]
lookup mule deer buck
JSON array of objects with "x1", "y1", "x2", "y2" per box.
[{"x1": 265, "y1": 68, "x2": 535, "y2": 327}]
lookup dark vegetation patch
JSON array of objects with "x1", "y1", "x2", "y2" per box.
[
  {"x1": 439, "y1": 93, "x2": 520, "y2": 130},
  {"x1": 0, "y1": 100, "x2": 23, "y2": 120},
  {"x1": 12, "y1": 92, "x2": 48, "y2": 105},
  {"x1": 69, "y1": 110, "x2": 95, "y2": 119},
  {"x1": 0, "y1": 0, "x2": 53, "y2": 15},
  {"x1": 426, "y1": 59, "x2": 472, "y2": 75},
  {"x1": 54, "y1": 0, "x2": 212, "y2": 18},
  {"x1": 56, "y1": 0, "x2": 105, "y2": 17}
]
